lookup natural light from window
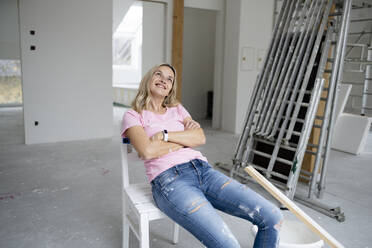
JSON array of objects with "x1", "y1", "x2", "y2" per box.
[{"x1": 113, "y1": 4, "x2": 142, "y2": 87}]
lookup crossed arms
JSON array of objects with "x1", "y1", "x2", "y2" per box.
[{"x1": 124, "y1": 117, "x2": 206, "y2": 160}]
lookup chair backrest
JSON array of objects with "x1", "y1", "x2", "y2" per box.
[{"x1": 121, "y1": 137, "x2": 131, "y2": 188}]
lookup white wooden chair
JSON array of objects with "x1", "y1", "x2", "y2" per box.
[{"x1": 121, "y1": 137, "x2": 180, "y2": 248}]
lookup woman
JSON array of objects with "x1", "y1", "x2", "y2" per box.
[{"x1": 121, "y1": 63, "x2": 283, "y2": 248}]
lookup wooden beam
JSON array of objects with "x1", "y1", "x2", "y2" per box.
[
  {"x1": 171, "y1": 0, "x2": 184, "y2": 101},
  {"x1": 244, "y1": 166, "x2": 345, "y2": 248}
]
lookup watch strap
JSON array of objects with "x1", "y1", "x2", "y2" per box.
[{"x1": 163, "y1": 130, "x2": 168, "y2": 142}]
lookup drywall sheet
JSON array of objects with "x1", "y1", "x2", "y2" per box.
[
  {"x1": 336, "y1": 84, "x2": 352, "y2": 121},
  {"x1": 332, "y1": 113, "x2": 372, "y2": 155}
]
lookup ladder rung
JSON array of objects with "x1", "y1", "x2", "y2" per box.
[
  {"x1": 281, "y1": 116, "x2": 305, "y2": 123},
  {"x1": 350, "y1": 94, "x2": 362, "y2": 98},
  {"x1": 305, "y1": 150, "x2": 317, "y2": 156},
  {"x1": 315, "y1": 115, "x2": 324, "y2": 120},
  {"x1": 329, "y1": 12, "x2": 342, "y2": 16},
  {"x1": 271, "y1": 128, "x2": 302, "y2": 137},
  {"x1": 276, "y1": 157, "x2": 293, "y2": 166},
  {"x1": 320, "y1": 97, "x2": 328, "y2": 101},
  {"x1": 327, "y1": 58, "x2": 334, "y2": 63},
  {"x1": 252, "y1": 150, "x2": 272, "y2": 159},
  {"x1": 324, "y1": 69, "x2": 333, "y2": 74},
  {"x1": 342, "y1": 82, "x2": 364, "y2": 85},
  {"x1": 350, "y1": 18, "x2": 372, "y2": 23},
  {"x1": 345, "y1": 69, "x2": 364, "y2": 73},
  {"x1": 300, "y1": 170, "x2": 313, "y2": 176},
  {"x1": 288, "y1": 141, "x2": 300, "y2": 148},
  {"x1": 307, "y1": 143, "x2": 319, "y2": 148},
  {"x1": 286, "y1": 101, "x2": 309, "y2": 107},
  {"x1": 313, "y1": 124, "x2": 322, "y2": 129},
  {"x1": 291, "y1": 130, "x2": 302, "y2": 136},
  {"x1": 255, "y1": 137, "x2": 297, "y2": 152},
  {"x1": 345, "y1": 59, "x2": 372, "y2": 65},
  {"x1": 346, "y1": 57, "x2": 368, "y2": 60},
  {"x1": 299, "y1": 174, "x2": 311, "y2": 180},
  {"x1": 252, "y1": 150, "x2": 293, "y2": 166},
  {"x1": 291, "y1": 89, "x2": 312, "y2": 94}
]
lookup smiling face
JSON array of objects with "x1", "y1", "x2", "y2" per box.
[{"x1": 149, "y1": 65, "x2": 175, "y2": 98}]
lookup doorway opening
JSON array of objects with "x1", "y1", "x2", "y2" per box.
[{"x1": 0, "y1": 0, "x2": 25, "y2": 145}]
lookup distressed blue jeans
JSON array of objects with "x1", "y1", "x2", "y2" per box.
[{"x1": 151, "y1": 159, "x2": 283, "y2": 248}]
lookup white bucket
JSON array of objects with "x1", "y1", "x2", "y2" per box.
[{"x1": 250, "y1": 211, "x2": 324, "y2": 248}]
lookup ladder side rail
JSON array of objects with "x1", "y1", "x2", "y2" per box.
[
  {"x1": 288, "y1": 78, "x2": 325, "y2": 199},
  {"x1": 233, "y1": 74, "x2": 260, "y2": 164},
  {"x1": 307, "y1": 24, "x2": 335, "y2": 199},
  {"x1": 318, "y1": 0, "x2": 352, "y2": 198},
  {"x1": 361, "y1": 37, "x2": 372, "y2": 115}
]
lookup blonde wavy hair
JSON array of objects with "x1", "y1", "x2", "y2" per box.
[{"x1": 132, "y1": 63, "x2": 179, "y2": 113}]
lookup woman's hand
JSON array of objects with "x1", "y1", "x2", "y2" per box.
[{"x1": 184, "y1": 119, "x2": 201, "y2": 130}]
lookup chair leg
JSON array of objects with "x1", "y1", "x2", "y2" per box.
[
  {"x1": 172, "y1": 222, "x2": 180, "y2": 244},
  {"x1": 139, "y1": 214, "x2": 150, "y2": 248},
  {"x1": 123, "y1": 216, "x2": 130, "y2": 248},
  {"x1": 123, "y1": 200, "x2": 129, "y2": 248}
]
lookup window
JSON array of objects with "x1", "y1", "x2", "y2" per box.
[
  {"x1": 113, "y1": 4, "x2": 142, "y2": 69},
  {"x1": 0, "y1": 60, "x2": 22, "y2": 105}
]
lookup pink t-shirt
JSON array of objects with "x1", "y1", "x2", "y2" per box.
[{"x1": 121, "y1": 104, "x2": 208, "y2": 182}]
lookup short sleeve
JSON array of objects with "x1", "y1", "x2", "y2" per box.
[
  {"x1": 121, "y1": 109, "x2": 143, "y2": 137},
  {"x1": 177, "y1": 104, "x2": 191, "y2": 120}
]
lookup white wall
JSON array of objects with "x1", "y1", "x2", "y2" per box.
[
  {"x1": 182, "y1": 7, "x2": 216, "y2": 120},
  {"x1": 235, "y1": 0, "x2": 274, "y2": 133},
  {"x1": 221, "y1": 1, "x2": 240, "y2": 133},
  {"x1": 142, "y1": 1, "x2": 166, "y2": 74},
  {"x1": 222, "y1": 0, "x2": 274, "y2": 134},
  {"x1": 0, "y1": 0, "x2": 20, "y2": 60},
  {"x1": 212, "y1": 8, "x2": 225, "y2": 129},
  {"x1": 19, "y1": 0, "x2": 113, "y2": 144}
]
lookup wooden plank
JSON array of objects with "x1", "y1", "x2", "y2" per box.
[
  {"x1": 172, "y1": 0, "x2": 184, "y2": 101},
  {"x1": 244, "y1": 165, "x2": 345, "y2": 248}
]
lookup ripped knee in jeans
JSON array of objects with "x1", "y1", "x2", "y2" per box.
[
  {"x1": 188, "y1": 198, "x2": 208, "y2": 214},
  {"x1": 220, "y1": 179, "x2": 233, "y2": 190}
]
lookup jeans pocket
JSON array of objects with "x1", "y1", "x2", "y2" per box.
[{"x1": 156, "y1": 171, "x2": 178, "y2": 190}]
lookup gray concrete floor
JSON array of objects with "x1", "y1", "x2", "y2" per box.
[{"x1": 0, "y1": 106, "x2": 372, "y2": 248}]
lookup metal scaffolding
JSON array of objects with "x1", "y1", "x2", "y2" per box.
[{"x1": 217, "y1": 0, "x2": 353, "y2": 222}]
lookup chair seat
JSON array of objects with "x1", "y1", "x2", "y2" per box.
[{"x1": 125, "y1": 183, "x2": 166, "y2": 219}]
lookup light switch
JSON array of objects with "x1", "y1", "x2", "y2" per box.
[{"x1": 241, "y1": 47, "x2": 254, "y2": 71}]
